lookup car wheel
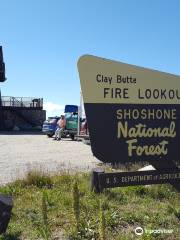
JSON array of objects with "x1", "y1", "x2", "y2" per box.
[
  {"x1": 47, "y1": 133, "x2": 54, "y2": 137},
  {"x1": 70, "y1": 134, "x2": 75, "y2": 140}
]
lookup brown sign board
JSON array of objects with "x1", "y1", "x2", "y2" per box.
[
  {"x1": 98, "y1": 169, "x2": 180, "y2": 189},
  {"x1": 78, "y1": 55, "x2": 180, "y2": 166}
]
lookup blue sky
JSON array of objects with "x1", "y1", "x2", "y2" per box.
[{"x1": 0, "y1": 0, "x2": 180, "y2": 116}]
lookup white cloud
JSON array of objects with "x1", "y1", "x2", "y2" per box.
[{"x1": 43, "y1": 102, "x2": 64, "y2": 117}]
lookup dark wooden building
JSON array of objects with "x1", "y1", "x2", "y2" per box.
[{"x1": 0, "y1": 46, "x2": 46, "y2": 130}]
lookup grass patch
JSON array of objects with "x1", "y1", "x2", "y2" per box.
[
  {"x1": 0, "y1": 171, "x2": 179, "y2": 239},
  {"x1": 24, "y1": 171, "x2": 53, "y2": 188}
]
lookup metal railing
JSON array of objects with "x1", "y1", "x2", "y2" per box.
[{"x1": 0, "y1": 96, "x2": 43, "y2": 108}]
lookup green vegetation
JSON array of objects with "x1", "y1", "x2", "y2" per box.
[
  {"x1": 72, "y1": 180, "x2": 80, "y2": 232},
  {"x1": 98, "y1": 200, "x2": 106, "y2": 240},
  {"x1": 0, "y1": 171, "x2": 179, "y2": 240}
]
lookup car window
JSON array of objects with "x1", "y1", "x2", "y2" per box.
[{"x1": 48, "y1": 117, "x2": 59, "y2": 123}]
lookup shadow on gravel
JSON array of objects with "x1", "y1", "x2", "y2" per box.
[{"x1": 0, "y1": 131, "x2": 44, "y2": 135}]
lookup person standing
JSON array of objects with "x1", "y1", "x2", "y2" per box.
[{"x1": 54, "y1": 115, "x2": 66, "y2": 140}]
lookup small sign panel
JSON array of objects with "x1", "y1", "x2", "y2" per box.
[
  {"x1": 78, "y1": 55, "x2": 180, "y2": 164},
  {"x1": 98, "y1": 169, "x2": 180, "y2": 189}
]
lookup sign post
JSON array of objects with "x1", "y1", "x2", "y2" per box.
[{"x1": 78, "y1": 55, "x2": 180, "y2": 192}]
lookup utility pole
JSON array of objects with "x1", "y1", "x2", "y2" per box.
[
  {"x1": 0, "y1": 46, "x2": 6, "y2": 82},
  {"x1": 0, "y1": 46, "x2": 6, "y2": 130},
  {"x1": 0, "y1": 47, "x2": 12, "y2": 234},
  {"x1": 77, "y1": 90, "x2": 83, "y2": 136}
]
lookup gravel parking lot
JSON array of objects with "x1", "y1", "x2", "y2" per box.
[{"x1": 0, "y1": 132, "x2": 101, "y2": 185}]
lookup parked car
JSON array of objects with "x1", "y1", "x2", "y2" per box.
[
  {"x1": 42, "y1": 116, "x2": 60, "y2": 137},
  {"x1": 42, "y1": 105, "x2": 79, "y2": 139}
]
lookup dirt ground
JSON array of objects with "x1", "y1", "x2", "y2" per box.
[{"x1": 0, "y1": 132, "x2": 101, "y2": 185}]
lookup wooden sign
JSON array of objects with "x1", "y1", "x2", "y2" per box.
[
  {"x1": 78, "y1": 55, "x2": 180, "y2": 165},
  {"x1": 91, "y1": 168, "x2": 180, "y2": 193},
  {"x1": 98, "y1": 169, "x2": 180, "y2": 189}
]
